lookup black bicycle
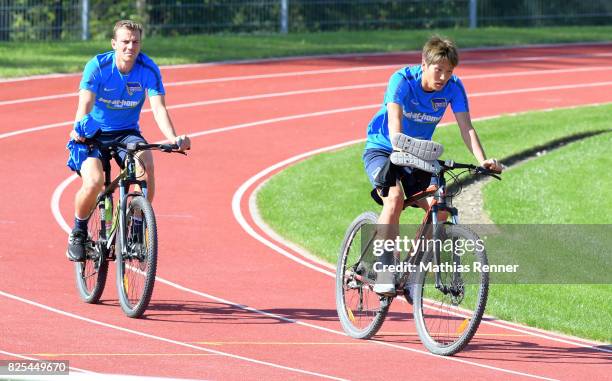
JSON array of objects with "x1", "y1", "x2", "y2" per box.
[
  {"x1": 75, "y1": 141, "x2": 186, "y2": 318},
  {"x1": 336, "y1": 159, "x2": 501, "y2": 355}
]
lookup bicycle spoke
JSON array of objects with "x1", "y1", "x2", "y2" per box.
[
  {"x1": 336, "y1": 212, "x2": 390, "y2": 339},
  {"x1": 116, "y1": 195, "x2": 158, "y2": 318},
  {"x1": 413, "y1": 225, "x2": 489, "y2": 355},
  {"x1": 75, "y1": 201, "x2": 109, "y2": 304}
]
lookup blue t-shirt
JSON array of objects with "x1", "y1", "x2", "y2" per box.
[
  {"x1": 79, "y1": 51, "x2": 165, "y2": 132},
  {"x1": 365, "y1": 65, "x2": 469, "y2": 152}
]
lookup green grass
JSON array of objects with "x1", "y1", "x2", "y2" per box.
[
  {"x1": 1, "y1": 25, "x2": 612, "y2": 77},
  {"x1": 480, "y1": 131, "x2": 612, "y2": 342},
  {"x1": 488, "y1": 284, "x2": 611, "y2": 342},
  {"x1": 485, "y1": 133, "x2": 612, "y2": 223},
  {"x1": 256, "y1": 104, "x2": 612, "y2": 342}
]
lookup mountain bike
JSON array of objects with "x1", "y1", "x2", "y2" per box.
[
  {"x1": 336, "y1": 158, "x2": 501, "y2": 355},
  {"x1": 75, "y1": 141, "x2": 185, "y2": 318}
]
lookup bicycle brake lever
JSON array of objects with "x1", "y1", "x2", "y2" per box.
[{"x1": 474, "y1": 167, "x2": 502, "y2": 180}]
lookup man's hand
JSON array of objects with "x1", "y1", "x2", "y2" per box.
[
  {"x1": 481, "y1": 158, "x2": 504, "y2": 173},
  {"x1": 174, "y1": 135, "x2": 191, "y2": 152},
  {"x1": 70, "y1": 129, "x2": 85, "y2": 142}
]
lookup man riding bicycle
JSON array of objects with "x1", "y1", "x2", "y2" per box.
[
  {"x1": 66, "y1": 20, "x2": 191, "y2": 262},
  {"x1": 363, "y1": 35, "x2": 503, "y2": 294}
]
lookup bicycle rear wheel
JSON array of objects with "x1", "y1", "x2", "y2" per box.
[
  {"x1": 412, "y1": 224, "x2": 489, "y2": 355},
  {"x1": 116, "y1": 195, "x2": 157, "y2": 318},
  {"x1": 75, "y1": 203, "x2": 109, "y2": 303},
  {"x1": 336, "y1": 211, "x2": 391, "y2": 339}
]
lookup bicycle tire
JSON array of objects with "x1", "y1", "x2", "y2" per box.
[
  {"x1": 336, "y1": 211, "x2": 391, "y2": 339},
  {"x1": 116, "y1": 195, "x2": 157, "y2": 318},
  {"x1": 412, "y1": 224, "x2": 489, "y2": 355},
  {"x1": 75, "y1": 203, "x2": 109, "y2": 303}
]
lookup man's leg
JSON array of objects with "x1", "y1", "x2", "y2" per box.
[
  {"x1": 374, "y1": 180, "x2": 404, "y2": 295},
  {"x1": 127, "y1": 150, "x2": 154, "y2": 246},
  {"x1": 135, "y1": 150, "x2": 155, "y2": 202},
  {"x1": 75, "y1": 158, "x2": 105, "y2": 219},
  {"x1": 67, "y1": 157, "x2": 104, "y2": 261}
]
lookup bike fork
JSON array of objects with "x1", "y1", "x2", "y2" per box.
[{"x1": 431, "y1": 206, "x2": 461, "y2": 292}]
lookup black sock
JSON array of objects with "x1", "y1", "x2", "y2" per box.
[{"x1": 74, "y1": 216, "x2": 89, "y2": 232}]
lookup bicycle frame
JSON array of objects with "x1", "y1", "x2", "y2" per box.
[
  {"x1": 337, "y1": 156, "x2": 499, "y2": 353},
  {"x1": 93, "y1": 149, "x2": 148, "y2": 261},
  {"x1": 350, "y1": 169, "x2": 459, "y2": 295},
  {"x1": 398, "y1": 168, "x2": 462, "y2": 293}
]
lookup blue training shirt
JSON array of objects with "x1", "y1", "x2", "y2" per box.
[
  {"x1": 365, "y1": 65, "x2": 469, "y2": 152},
  {"x1": 79, "y1": 51, "x2": 165, "y2": 132}
]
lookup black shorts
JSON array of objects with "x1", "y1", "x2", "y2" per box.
[
  {"x1": 363, "y1": 148, "x2": 435, "y2": 206},
  {"x1": 88, "y1": 129, "x2": 148, "y2": 167}
]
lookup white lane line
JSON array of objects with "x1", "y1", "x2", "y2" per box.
[
  {"x1": 0, "y1": 291, "x2": 348, "y2": 381},
  {"x1": 248, "y1": 187, "x2": 336, "y2": 271},
  {"x1": 0, "y1": 286, "x2": 558, "y2": 381},
  {"x1": 4, "y1": 77, "x2": 612, "y2": 141},
  {"x1": 462, "y1": 65, "x2": 612, "y2": 80},
  {"x1": 0, "y1": 68, "x2": 390, "y2": 107},
  {"x1": 0, "y1": 92, "x2": 76, "y2": 106},
  {"x1": 164, "y1": 62, "x2": 612, "y2": 87},
  {"x1": 471, "y1": 81, "x2": 612, "y2": 97},
  {"x1": 0, "y1": 120, "x2": 73, "y2": 140},
  {"x1": 51, "y1": 174, "x2": 78, "y2": 233},
  {"x1": 152, "y1": 277, "x2": 559, "y2": 381},
  {"x1": 0, "y1": 349, "x2": 95, "y2": 374},
  {"x1": 3, "y1": 54, "x2": 612, "y2": 106},
  {"x1": 233, "y1": 138, "x2": 364, "y2": 278},
  {"x1": 163, "y1": 83, "x2": 382, "y2": 111}
]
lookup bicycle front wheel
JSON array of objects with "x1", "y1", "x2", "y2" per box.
[
  {"x1": 116, "y1": 195, "x2": 158, "y2": 318},
  {"x1": 75, "y1": 203, "x2": 109, "y2": 303},
  {"x1": 336, "y1": 211, "x2": 390, "y2": 339},
  {"x1": 412, "y1": 224, "x2": 489, "y2": 356}
]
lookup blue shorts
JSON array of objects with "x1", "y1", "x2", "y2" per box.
[
  {"x1": 363, "y1": 148, "x2": 434, "y2": 206},
  {"x1": 88, "y1": 129, "x2": 147, "y2": 166}
]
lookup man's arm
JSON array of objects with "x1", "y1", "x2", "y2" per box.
[
  {"x1": 387, "y1": 102, "x2": 403, "y2": 148},
  {"x1": 149, "y1": 94, "x2": 191, "y2": 150},
  {"x1": 455, "y1": 111, "x2": 502, "y2": 171},
  {"x1": 70, "y1": 89, "x2": 96, "y2": 142}
]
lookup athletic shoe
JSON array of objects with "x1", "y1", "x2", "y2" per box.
[
  {"x1": 390, "y1": 151, "x2": 441, "y2": 174},
  {"x1": 373, "y1": 282, "x2": 396, "y2": 295},
  {"x1": 392, "y1": 133, "x2": 444, "y2": 160},
  {"x1": 373, "y1": 270, "x2": 396, "y2": 296},
  {"x1": 66, "y1": 229, "x2": 87, "y2": 262}
]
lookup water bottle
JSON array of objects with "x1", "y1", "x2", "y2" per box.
[{"x1": 104, "y1": 197, "x2": 112, "y2": 236}]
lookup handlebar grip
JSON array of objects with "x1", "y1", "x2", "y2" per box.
[
  {"x1": 476, "y1": 167, "x2": 502, "y2": 180},
  {"x1": 164, "y1": 144, "x2": 179, "y2": 150}
]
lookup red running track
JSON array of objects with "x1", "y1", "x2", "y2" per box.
[{"x1": 0, "y1": 43, "x2": 611, "y2": 380}]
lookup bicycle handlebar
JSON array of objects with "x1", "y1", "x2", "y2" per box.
[
  {"x1": 81, "y1": 139, "x2": 187, "y2": 155},
  {"x1": 122, "y1": 142, "x2": 187, "y2": 155},
  {"x1": 438, "y1": 159, "x2": 502, "y2": 180}
]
